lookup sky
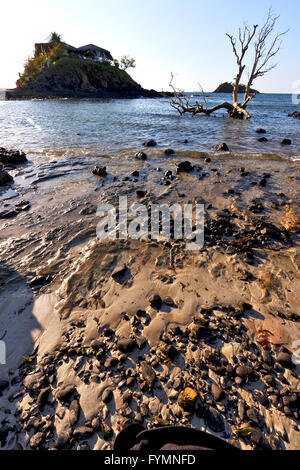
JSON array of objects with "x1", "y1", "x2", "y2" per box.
[{"x1": 0, "y1": 0, "x2": 299, "y2": 92}]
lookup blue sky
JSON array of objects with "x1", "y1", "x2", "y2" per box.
[{"x1": 1, "y1": 0, "x2": 299, "y2": 92}]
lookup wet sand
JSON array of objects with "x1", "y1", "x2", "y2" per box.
[{"x1": 0, "y1": 148, "x2": 299, "y2": 450}]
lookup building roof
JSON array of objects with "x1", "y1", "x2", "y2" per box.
[{"x1": 76, "y1": 44, "x2": 113, "y2": 60}]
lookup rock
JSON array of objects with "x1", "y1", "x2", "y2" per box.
[
  {"x1": 178, "y1": 387, "x2": 197, "y2": 411},
  {"x1": 131, "y1": 170, "x2": 140, "y2": 177},
  {"x1": 163, "y1": 345, "x2": 179, "y2": 360},
  {"x1": 288, "y1": 111, "x2": 300, "y2": 120},
  {"x1": 143, "y1": 139, "x2": 157, "y2": 147},
  {"x1": 259, "y1": 178, "x2": 267, "y2": 188},
  {"x1": 30, "y1": 432, "x2": 45, "y2": 449},
  {"x1": 92, "y1": 166, "x2": 107, "y2": 177},
  {"x1": 112, "y1": 264, "x2": 127, "y2": 280},
  {"x1": 102, "y1": 388, "x2": 113, "y2": 403},
  {"x1": 37, "y1": 387, "x2": 50, "y2": 410},
  {"x1": 164, "y1": 149, "x2": 175, "y2": 155},
  {"x1": 149, "y1": 294, "x2": 162, "y2": 310},
  {"x1": 24, "y1": 371, "x2": 46, "y2": 394},
  {"x1": 211, "y1": 384, "x2": 224, "y2": 401},
  {"x1": 117, "y1": 338, "x2": 136, "y2": 353},
  {"x1": 29, "y1": 275, "x2": 52, "y2": 289},
  {"x1": 246, "y1": 407, "x2": 261, "y2": 426},
  {"x1": 281, "y1": 138, "x2": 292, "y2": 145},
  {"x1": 56, "y1": 385, "x2": 76, "y2": 403},
  {"x1": 69, "y1": 399, "x2": 80, "y2": 426},
  {"x1": 258, "y1": 137, "x2": 268, "y2": 142},
  {"x1": 236, "y1": 365, "x2": 252, "y2": 379},
  {"x1": 176, "y1": 161, "x2": 194, "y2": 173},
  {"x1": 123, "y1": 391, "x2": 132, "y2": 404},
  {"x1": 73, "y1": 426, "x2": 94, "y2": 440},
  {"x1": 0, "y1": 168, "x2": 13, "y2": 186},
  {"x1": 0, "y1": 147, "x2": 27, "y2": 164},
  {"x1": 256, "y1": 128, "x2": 266, "y2": 134},
  {"x1": 0, "y1": 208, "x2": 18, "y2": 219},
  {"x1": 135, "y1": 336, "x2": 147, "y2": 349},
  {"x1": 0, "y1": 380, "x2": 9, "y2": 392},
  {"x1": 163, "y1": 297, "x2": 175, "y2": 307},
  {"x1": 136, "y1": 190, "x2": 147, "y2": 198},
  {"x1": 91, "y1": 340, "x2": 105, "y2": 351},
  {"x1": 135, "y1": 152, "x2": 147, "y2": 161},
  {"x1": 54, "y1": 431, "x2": 71, "y2": 449},
  {"x1": 214, "y1": 143, "x2": 230, "y2": 152},
  {"x1": 140, "y1": 362, "x2": 156, "y2": 389},
  {"x1": 205, "y1": 406, "x2": 225, "y2": 433},
  {"x1": 104, "y1": 357, "x2": 118, "y2": 369},
  {"x1": 276, "y1": 351, "x2": 293, "y2": 368}
]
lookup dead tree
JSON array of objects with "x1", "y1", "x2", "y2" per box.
[{"x1": 170, "y1": 9, "x2": 288, "y2": 119}]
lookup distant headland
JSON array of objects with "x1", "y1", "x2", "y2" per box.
[{"x1": 5, "y1": 34, "x2": 162, "y2": 100}]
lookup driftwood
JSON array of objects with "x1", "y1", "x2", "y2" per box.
[{"x1": 170, "y1": 9, "x2": 288, "y2": 120}]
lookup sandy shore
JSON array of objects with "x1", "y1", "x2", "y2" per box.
[{"x1": 0, "y1": 147, "x2": 299, "y2": 450}]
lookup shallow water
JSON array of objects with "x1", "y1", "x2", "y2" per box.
[{"x1": 0, "y1": 93, "x2": 299, "y2": 163}]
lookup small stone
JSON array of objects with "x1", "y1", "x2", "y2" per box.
[
  {"x1": 56, "y1": 385, "x2": 76, "y2": 404},
  {"x1": 211, "y1": 384, "x2": 224, "y2": 402},
  {"x1": 117, "y1": 338, "x2": 136, "y2": 353},
  {"x1": 246, "y1": 407, "x2": 261, "y2": 426},
  {"x1": 236, "y1": 365, "x2": 252, "y2": 378},
  {"x1": 136, "y1": 190, "x2": 147, "y2": 198},
  {"x1": 164, "y1": 149, "x2": 175, "y2": 155},
  {"x1": 140, "y1": 362, "x2": 156, "y2": 389},
  {"x1": 0, "y1": 380, "x2": 9, "y2": 392},
  {"x1": 104, "y1": 357, "x2": 118, "y2": 368},
  {"x1": 143, "y1": 139, "x2": 157, "y2": 147},
  {"x1": 136, "y1": 336, "x2": 147, "y2": 349},
  {"x1": 214, "y1": 143, "x2": 230, "y2": 152},
  {"x1": 258, "y1": 137, "x2": 268, "y2": 142},
  {"x1": 73, "y1": 426, "x2": 94, "y2": 440},
  {"x1": 276, "y1": 351, "x2": 293, "y2": 368},
  {"x1": 163, "y1": 297, "x2": 175, "y2": 307},
  {"x1": 30, "y1": 432, "x2": 45, "y2": 449},
  {"x1": 149, "y1": 294, "x2": 162, "y2": 310},
  {"x1": 256, "y1": 128, "x2": 266, "y2": 134},
  {"x1": 69, "y1": 399, "x2": 80, "y2": 426},
  {"x1": 176, "y1": 161, "x2": 194, "y2": 173},
  {"x1": 36, "y1": 387, "x2": 50, "y2": 410},
  {"x1": 205, "y1": 406, "x2": 225, "y2": 433},
  {"x1": 281, "y1": 138, "x2": 292, "y2": 145},
  {"x1": 92, "y1": 166, "x2": 107, "y2": 177},
  {"x1": 102, "y1": 388, "x2": 113, "y2": 403},
  {"x1": 178, "y1": 387, "x2": 197, "y2": 411},
  {"x1": 135, "y1": 152, "x2": 147, "y2": 161}
]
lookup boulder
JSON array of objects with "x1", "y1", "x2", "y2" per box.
[
  {"x1": 135, "y1": 152, "x2": 147, "y2": 161},
  {"x1": 0, "y1": 167, "x2": 13, "y2": 186},
  {"x1": 214, "y1": 143, "x2": 230, "y2": 152},
  {"x1": 256, "y1": 128, "x2": 267, "y2": 134},
  {"x1": 176, "y1": 161, "x2": 194, "y2": 173},
  {"x1": 92, "y1": 166, "x2": 107, "y2": 177},
  {"x1": 143, "y1": 139, "x2": 157, "y2": 147},
  {"x1": 0, "y1": 147, "x2": 27, "y2": 165},
  {"x1": 281, "y1": 138, "x2": 292, "y2": 145}
]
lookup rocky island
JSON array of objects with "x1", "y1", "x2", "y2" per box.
[
  {"x1": 214, "y1": 82, "x2": 259, "y2": 94},
  {"x1": 5, "y1": 36, "x2": 161, "y2": 100}
]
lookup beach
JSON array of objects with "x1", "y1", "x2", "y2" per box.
[{"x1": 0, "y1": 131, "x2": 299, "y2": 450}]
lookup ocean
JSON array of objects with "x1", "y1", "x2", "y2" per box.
[{"x1": 0, "y1": 93, "x2": 299, "y2": 163}]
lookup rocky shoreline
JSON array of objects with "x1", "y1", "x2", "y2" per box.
[{"x1": 0, "y1": 142, "x2": 299, "y2": 450}]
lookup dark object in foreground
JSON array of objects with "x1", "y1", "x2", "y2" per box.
[
  {"x1": 114, "y1": 424, "x2": 239, "y2": 451},
  {"x1": 92, "y1": 166, "x2": 107, "y2": 177},
  {"x1": 281, "y1": 138, "x2": 292, "y2": 145},
  {"x1": 135, "y1": 151, "x2": 147, "y2": 161},
  {"x1": 0, "y1": 147, "x2": 27, "y2": 165},
  {"x1": 143, "y1": 139, "x2": 157, "y2": 147}
]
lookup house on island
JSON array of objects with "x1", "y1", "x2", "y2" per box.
[{"x1": 34, "y1": 42, "x2": 113, "y2": 63}]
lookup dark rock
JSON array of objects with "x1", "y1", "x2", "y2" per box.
[
  {"x1": 214, "y1": 143, "x2": 230, "y2": 152},
  {"x1": 102, "y1": 388, "x2": 113, "y2": 403},
  {"x1": 91, "y1": 340, "x2": 105, "y2": 351},
  {"x1": 29, "y1": 275, "x2": 52, "y2": 289},
  {"x1": 256, "y1": 128, "x2": 266, "y2": 134},
  {"x1": 112, "y1": 264, "x2": 127, "y2": 280},
  {"x1": 0, "y1": 380, "x2": 9, "y2": 392},
  {"x1": 135, "y1": 152, "x2": 147, "y2": 161},
  {"x1": 164, "y1": 149, "x2": 175, "y2": 155},
  {"x1": 258, "y1": 137, "x2": 268, "y2": 142},
  {"x1": 246, "y1": 407, "x2": 261, "y2": 426},
  {"x1": 117, "y1": 338, "x2": 136, "y2": 353},
  {"x1": 205, "y1": 406, "x2": 225, "y2": 433},
  {"x1": 281, "y1": 138, "x2": 292, "y2": 145},
  {"x1": 236, "y1": 365, "x2": 252, "y2": 378},
  {"x1": 37, "y1": 387, "x2": 50, "y2": 410},
  {"x1": 56, "y1": 385, "x2": 76, "y2": 403},
  {"x1": 136, "y1": 190, "x2": 147, "y2": 198},
  {"x1": 136, "y1": 336, "x2": 147, "y2": 349},
  {"x1": 140, "y1": 362, "x2": 156, "y2": 388},
  {"x1": 259, "y1": 178, "x2": 267, "y2": 188},
  {"x1": 123, "y1": 390, "x2": 132, "y2": 404},
  {"x1": 163, "y1": 345, "x2": 179, "y2": 360},
  {"x1": 176, "y1": 161, "x2": 194, "y2": 173},
  {"x1": 288, "y1": 111, "x2": 300, "y2": 120},
  {"x1": 205, "y1": 157, "x2": 211, "y2": 163},
  {"x1": 0, "y1": 148, "x2": 27, "y2": 165},
  {"x1": 276, "y1": 351, "x2": 293, "y2": 368},
  {"x1": 131, "y1": 171, "x2": 140, "y2": 177},
  {"x1": 92, "y1": 166, "x2": 107, "y2": 177},
  {"x1": 0, "y1": 168, "x2": 13, "y2": 186},
  {"x1": 143, "y1": 139, "x2": 157, "y2": 147},
  {"x1": 0, "y1": 208, "x2": 18, "y2": 219},
  {"x1": 163, "y1": 297, "x2": 175, "y2": 307},
  {"x1": 149, "y1": 294, "x2": 162, "y2": 310},
  {"x1": 211, "y1": 384, "x2": 224, "y2": 401}
]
